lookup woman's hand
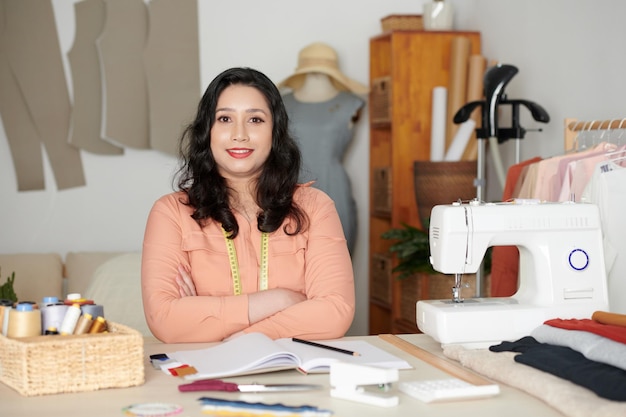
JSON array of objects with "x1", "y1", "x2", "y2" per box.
[{"x1": 175, "y1": 264, "x2": 197, "y2": 297}]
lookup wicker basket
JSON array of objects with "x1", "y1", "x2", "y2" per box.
[
  {"x1": 370, "y1": 76, "x2": 391, "y2": 125},
  {"x1": 372, "y1": 166, "x2": 392, "y2": 215},
  {"x1": 413, "y1": 161, "x2": 477, "y2": 224},
  {"x1": 381, "y1": 15, "x2": 424, "y2": 32},
  {"x1": 0, "y1": 322, "x2": 144, "y2": 396},
  {"x1": 371, "y1": 253, "x2": 393, "y2": 306}
]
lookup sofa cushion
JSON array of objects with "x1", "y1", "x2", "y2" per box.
[
  {"x1": 64, "y1": 251, "x2": 124, "y2": 296},
  {"x1": 83, "y1": 252, "x2": 151, "y2": 336},
  {"x1": 0, "y1": 253, "x2": 64, "y2": 302}
]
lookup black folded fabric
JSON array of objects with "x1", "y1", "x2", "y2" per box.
[{"x1": 490, "y1": 336, "x2": 626, "y2": 401}]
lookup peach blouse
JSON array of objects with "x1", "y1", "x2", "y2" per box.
[{"x1": 141, "y1": 185, "x2": 355, "y2": 343}]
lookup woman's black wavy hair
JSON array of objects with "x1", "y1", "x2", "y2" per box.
[{"x1": 175, "y1": 67, "x2": 307, "y2": 238}]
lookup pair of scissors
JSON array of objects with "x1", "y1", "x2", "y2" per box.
[{"x1": 178, "y1": 379, "x2": 323, "y2": 393}]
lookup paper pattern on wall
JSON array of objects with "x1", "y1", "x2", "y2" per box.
[
  {"x1": 97, "y1": 0, "x2": 150, "y2": 149},
  {"x1": 0, "y1": 0, "x2": 201, "y2": 191},
  {"x1": 0, "y1": 1, "x2": 45, "y2": 191},
  {"x1": 144, "y1": 0, "x2": 200, "y2": 156},
  {"x1": 68, "y1": 0, "x2": 123, "y2": 155},
  {"x1": 0, "y1": 0, "x2": 85, "y2": 190}
]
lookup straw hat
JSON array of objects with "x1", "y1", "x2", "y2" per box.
[{"x1": 278, "y1": 42, "x2": 369, "y2": 95}]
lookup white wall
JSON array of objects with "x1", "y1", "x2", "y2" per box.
[{"x1": 1, "y1": 0, "x2": 625, "y2": 336}]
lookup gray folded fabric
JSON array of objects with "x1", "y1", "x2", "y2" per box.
[{"x1": 531, "y1": 324, "x2": 626, "y2": 371}]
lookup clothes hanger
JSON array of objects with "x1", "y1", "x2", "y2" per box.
[
  {"x1": 614, "y1": 118, "x2": 626, "y2": 147},
  {"x1": 570, "y1": 120, "x2": 585, "y2": 153},
  {"x1": 575, "y1": 120, "x2": 594, "y2": 151},
  {"x1": 588, "y1": 120, "x2": 605, "y2": 149}
]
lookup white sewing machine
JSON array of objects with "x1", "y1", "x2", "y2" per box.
[{"x1": 416, "y1": 200, "x2": 610, "y2": 348}]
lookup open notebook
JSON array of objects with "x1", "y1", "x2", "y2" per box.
[{"x1": 168, "y1": 332, "x2": 412, "y2": 380}]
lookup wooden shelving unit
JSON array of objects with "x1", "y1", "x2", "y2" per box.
[{"x1": 368, "y1": 30, "x2": 481, "y2": 335}]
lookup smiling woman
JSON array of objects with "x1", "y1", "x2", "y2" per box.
[
  {"x1": 210, "y1": 84, "x2": 273, "y2": 192},
  {"x1": 140, "y1": 67, "x2": 356, "y2": 343}
]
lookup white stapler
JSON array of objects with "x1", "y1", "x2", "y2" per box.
[
  {"x1": 417, "y1": 200, "x2": 610, "y2": 349},
  {"x1": 330, "y1": 362, "x2": 399, "y2": 407}
]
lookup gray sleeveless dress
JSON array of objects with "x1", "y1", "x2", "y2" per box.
[{"x1": 283, "y1": 92, "x2": 364, "y2": 254}]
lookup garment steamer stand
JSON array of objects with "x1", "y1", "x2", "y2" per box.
[{"x1": 453, "y1": 64, "x2": 550, "y2": 297}]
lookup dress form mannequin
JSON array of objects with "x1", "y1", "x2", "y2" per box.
[
  {"x1": 279, "y1": 42, "x2": 368, "y2": 254},
  {"x1": 282, "y1": 73, "x2": 364, "y2": 254},
  {"x1": 293, "y1": 72, "x2": 340, "y2": 103},
  {"x1": 294, "y1": 73, "x2": 362, "y2": 125}
]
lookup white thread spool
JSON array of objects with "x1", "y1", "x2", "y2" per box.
[
  {"x1": 59, "y1": 303, "x2": 82, "y2": 335},
  {"x1": 42, "y1": 303, "x2": 68, "y2": 333},
  {"x1": 0, "y1": 299, "x2": 13, "y2": 336}
]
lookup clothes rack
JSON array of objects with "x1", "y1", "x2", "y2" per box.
[{"x1": 564, "y1": 117, "x2": 626, "y2": 151}]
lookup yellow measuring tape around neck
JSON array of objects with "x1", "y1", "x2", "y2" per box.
[{"x1": 222, "y1": 228, "x2": 269, "y2": 295}]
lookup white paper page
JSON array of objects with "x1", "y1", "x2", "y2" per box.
[
  {"x1": 169, "y1": 333, "x2": 299, "y2": 379},
  {"x1": 274, "y1": 338, "x2": 413, "y2": 373}
]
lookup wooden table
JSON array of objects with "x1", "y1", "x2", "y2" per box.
[{"x1": 0, "y1": 334, "x2": 564, "y2": 416}]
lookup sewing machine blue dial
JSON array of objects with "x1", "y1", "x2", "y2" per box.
[{"x1": 568, "y1": 248, "x2": 589, "y2": 271}]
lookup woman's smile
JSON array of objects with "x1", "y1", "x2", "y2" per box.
[{"x1": 227, "y1": 147, "x2": 253, "y2": 158}]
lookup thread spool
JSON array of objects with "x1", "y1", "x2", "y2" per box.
[
  {"x1": 18, "y1": 300, "x2": 38, "y2": 309},
  {"x1": 40, "y1": 296, "x2": 60, "y2": 332},
  {"x1": 66, "y1": 293, "x2": 82, "y2": 301},
  {"x1": 42, "y1": 296, "x2": 59, "y2": 306},
  {"x1": 81, "y1": 303, "x2": 104, "y2": 319},
  {"x1": 0, "y1": 299, "x2": 13, "y2": 336},
  {"x1": 7, "y1": 303, "x2": 42, "y2": 338},
  {"x1": 41, "y1": 303, "x2": 69, "y2": 334},
  {"x1": 89, "y1": 316, "x2": 107, "y2": 334},
  {"x1": 64, "y1": 293, "x2": 94, "y2": 306},
  {"x1": 73, "y1": 313, "x2": 93, "y2": 335},
  {"x1": 59, "y1": 303, "x2": 82, "y2": 335}
]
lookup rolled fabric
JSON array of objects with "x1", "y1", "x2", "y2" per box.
[
  {"x1": 461, "y1": 54, "x2": 486, "y2": 161},
  {"x1": 445, "y1": 119, "x2": 476, "y2": 162},
  {"x1": 446, "y1": 36, "x2": 470, "y2": 150},
  {"x1": 430, "y1": 87, "x2": 447, "y2": 161},
  {"x1": 592, "y1": 310, "x2": 626, "y2": 328}
]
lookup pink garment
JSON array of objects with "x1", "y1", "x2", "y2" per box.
[
  {"x1": 141, "y1": 185, "x2": 355, "y2": 343},
  {"x1": 559, "y1": 144, "x2": 622, "y2": 202},
  {"x1": 554, "y1": 150, "x2": 603, "y2": 201},
  {"x1": 517, "y1": 162, "x2": 540, "y2": 198},
  {"x1": 532, "y1": 156, "x2": 568, "y2": 201}
]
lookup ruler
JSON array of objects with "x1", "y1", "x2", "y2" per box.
[{"x1": 378, "y1": 334, "x2": 495, "y2": 386}]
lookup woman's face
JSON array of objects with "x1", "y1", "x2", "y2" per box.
[{"x1": 210, "y1": 84, "x2": 273, "y2": 184}]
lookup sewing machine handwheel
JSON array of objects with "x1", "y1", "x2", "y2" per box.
[{"x1": 568, "y1": 248, "x2": 589, "y2": 271}]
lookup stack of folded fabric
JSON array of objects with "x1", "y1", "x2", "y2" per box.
[{"x1": 489, "y1": 311, "x2": 626, "y2": 402}]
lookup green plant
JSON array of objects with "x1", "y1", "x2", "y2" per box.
[
  {"x1": 381, "y1": 222, "x2": 492, "y2": 280},
  {"x1": 0, "y1": 269, "x2": 18, "y2": 302},
  {"x1": 381, "y1": 222, "x2": 434, "y2": 279}
]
